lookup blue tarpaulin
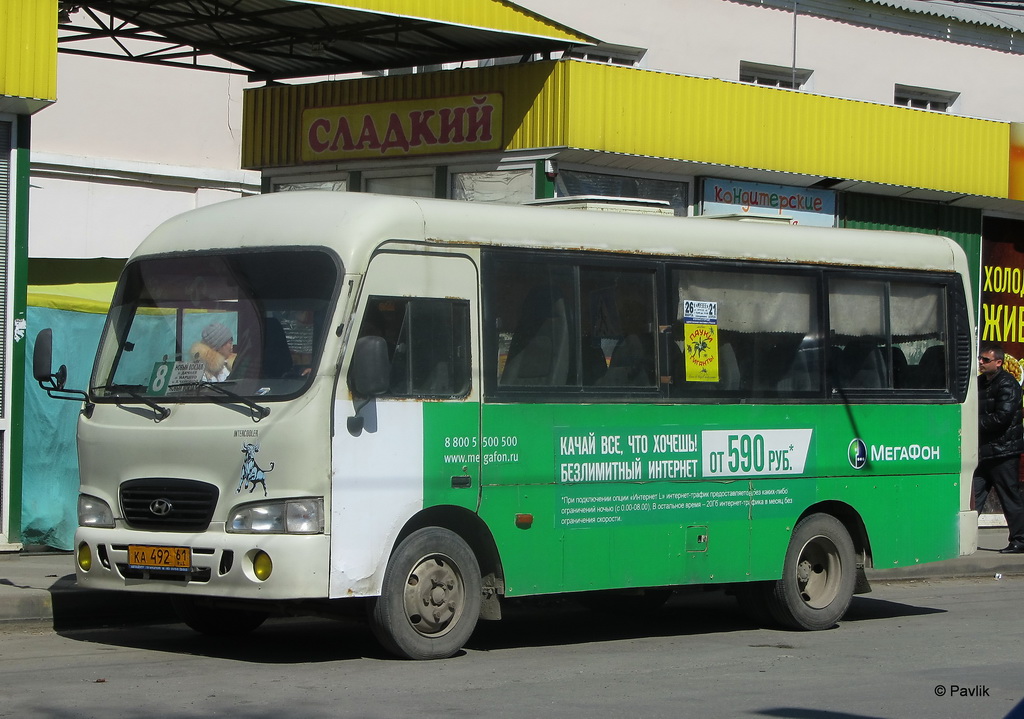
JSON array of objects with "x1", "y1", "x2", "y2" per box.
[{"x1": 22, "y1": 286, "x2": 112, "y2": 549}]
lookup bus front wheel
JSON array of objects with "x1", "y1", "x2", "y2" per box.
[
  {"x1": 368, "y1": 527, "x2": 482, "y2": 660},
  {"x1": 769, "y1": 513, "x2": 856, "y2": 631}
]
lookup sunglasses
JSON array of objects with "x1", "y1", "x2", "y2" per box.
[{"x1": 979, "y1": 356, "x2": 998, "y2": 364}]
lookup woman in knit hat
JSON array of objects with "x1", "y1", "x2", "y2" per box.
[{"x1": 192, "y1": 322, "x2": 236, "y2": 382}]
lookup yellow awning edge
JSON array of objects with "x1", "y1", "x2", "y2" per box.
[{"x1": 308, "y1": 0, "x2": 596, "y2": 43}]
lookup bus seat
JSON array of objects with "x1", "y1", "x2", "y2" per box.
[
  {"x1": 598, "y1": 334, "x2": 654, "y2": 386},
  {"x1": 892, "y1": 346, "x2": 909, "y2": 388},
  {"x1": 914, "y1": 345, "x2": 946, "y2": 388},
  {"x1": 838, "y1": 339, "x2": 886, "y2": 388},
  {"x1": 501, "y1": 290, "x2": 570, "y2": 386},
  {"x1": 262, "y1": 318, "x2": 293, "y2": 378},
  {"x1": 580, "y1": 338, "x2": 608, "y2": 385},
  {"x1": 776, "y1": 347, "x2": 811, "y2": 392},
  {"x1": 719, "y1": 342, "x2": 740, "y2": 390}
]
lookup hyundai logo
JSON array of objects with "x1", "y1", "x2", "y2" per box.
[{"x1": 149, "y1": 498, "x2": 173, "y2": 516}]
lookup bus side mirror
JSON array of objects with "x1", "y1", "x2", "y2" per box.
[
  {"x1": 348, "y1": 335, "x2": 390, "y2": 397},
  {"x1": 33, "y1": 329, "x2": 67, "y2": 389},
  {"x1": 33, "y1": 329, "x2": 91, "y2": 414},
  {"x1": 347, "y1": 335, "x2": 390, "y2": 436}
]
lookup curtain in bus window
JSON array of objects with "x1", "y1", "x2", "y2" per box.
[
  {"x1": 829, "y1": 279, "x2": 889, "y2": 389},
  {"x1": 671, "y1": 269, "x2": 819, "y2": 397},
  {"x1": 890, "y1": 283, "x2": 947, "y2": 389}
]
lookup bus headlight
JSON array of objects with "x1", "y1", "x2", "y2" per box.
[
  {"x1": 227, "y1": 498, "x2": 324, "y2": 534},
  {"x1": 78, "y1": 494, "x2": 115, "y2": 528}
]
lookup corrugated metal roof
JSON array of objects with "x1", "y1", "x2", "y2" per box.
[
  {"x1": 243, "y1": 59, "x2": 1011, "y2": 201},
  {"x1": 865, "y1": 0, "x2": 1024, "y2": 31},
  {"x1": 57, "y1": 0, "x2": 597, "y2": 81},
  {"x1": 1, "y1": 0, "x2": 57, "y2": 112}
]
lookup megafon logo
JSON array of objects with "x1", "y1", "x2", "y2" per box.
[{"x1": 848, "y1": 439, "x2": 867, "y2": 470}]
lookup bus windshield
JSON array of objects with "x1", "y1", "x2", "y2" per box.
[{"x1": 91, "y1": 249, "x2": 339, "y2": 401}]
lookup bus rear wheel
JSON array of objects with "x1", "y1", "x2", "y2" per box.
[
  {"x1": 768, "y1": 513, "x2": 856, "y2": 631},
  {"x1": 368, "y1": 527, "x2": 482, "y2": 660}
]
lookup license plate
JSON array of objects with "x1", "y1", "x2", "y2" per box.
[{"x1": 128, "y1": 544, "x2": 192, "y2": 572}]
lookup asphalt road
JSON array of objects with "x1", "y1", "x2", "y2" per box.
[{"x1": 1, "y1": 577, "x2": 1022, "y2": 719}]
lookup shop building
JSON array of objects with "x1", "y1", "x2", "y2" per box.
[{"x1": 6, "y1": 0, "x2": 1024, "y2": 546}]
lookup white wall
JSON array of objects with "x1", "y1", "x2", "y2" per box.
[
  {"x1": 29, "y1": 53, "x2": 259, "y2": 259},
  {"x1": 520, "y1": 0, "x2": 1024, "y2": 122},
  {"x1": 33, "y1": 52, "x2": 247, "y2": 167}
]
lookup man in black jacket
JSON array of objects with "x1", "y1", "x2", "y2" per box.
[{"x1": 974, "y1": 343, "x2": 1024, "y2": 554}]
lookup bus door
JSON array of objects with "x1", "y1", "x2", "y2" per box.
[{"x1": 330, "y1": 251, "x2": 481, "y2": 598}]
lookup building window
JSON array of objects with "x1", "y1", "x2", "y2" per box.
[
  {"x1": 555, "y1": 170, "x2": 688, "y2": 216},
  {"x1": 364, "y1": 174, "x2": 435, "y2": 198},
  {"x1": 274, "y1": 179, "x2": 347, "y2": 192},
  {"x1": 894, "y1": 85, "x2": 959, "y2": 113},
  {"x1": 452, "y1": 168, "x2": 535, "y2": 204},
  {"x1": 739, "y1": 61, "x2": 813, "y2": 90}
]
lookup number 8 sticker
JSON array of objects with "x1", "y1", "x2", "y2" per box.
[{"x1": 148, "y1": 361, "x2": 172, "y2": 396}]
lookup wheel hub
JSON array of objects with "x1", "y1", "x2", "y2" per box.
[
  {"x1": 796, "y1": 536, "x2": 839, "y2": 608},
  {"x1": 403, "y1": 556, "x2": 465, "y2": 637}
]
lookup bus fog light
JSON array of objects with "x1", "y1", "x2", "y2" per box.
[
  {"x1": 77, "y1": 543, "x2": 93, "y2": 572},
  {"x1": 253, "y1": 551, "x2": 273, "y2": 581},
  {"x1": 78, "y1": 494, "x2": 114, "y2": 528}
]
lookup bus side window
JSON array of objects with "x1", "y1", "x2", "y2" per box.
[
  {"x1": 829, "y1": 278, "x2": 948, "y2": 393},
  {"x1": 357, "y1": 297, "x2": 471, "y2": 398},
  {"x1": 583, "y1": 267, "x2": 657, "y2": 388},
  {"x1": 670, "y1": 268, "x2": 819, "y2": 398},
  {"x1": 828, "y1": 279, "x2": 889, "y2": 390},
  {"x1": 494, "y1": 262, "x2": 577, "y2": 388},
  {"x1": 891, "y1": 283, "x2": 947, "y2": 390}
]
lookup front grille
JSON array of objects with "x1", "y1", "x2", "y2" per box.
[{"x1": 121, "y1": 478, "x2": 219, "y2": 531}]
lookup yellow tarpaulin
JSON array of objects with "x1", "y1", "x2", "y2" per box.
[{"x1": 28, "y1": 282, "x2": 116, "y2": 314}]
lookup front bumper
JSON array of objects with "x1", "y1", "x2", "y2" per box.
[{"x1": 75, "y1": 525, "x2": 331, "y2": 601}]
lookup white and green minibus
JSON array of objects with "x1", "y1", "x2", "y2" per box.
[{"x1": 34, "y1": 191, "x2": 978, "y2": 659}]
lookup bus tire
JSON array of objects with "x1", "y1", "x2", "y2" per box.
[
  {"x1": 368, "y1": 527, "x2": 482, "y2": 660},
  {"x1": 768, "y1": 513, "x2": 856, "y2": 631},
  {"x1": 172, "y1": 596, "x2": 268, "y2": 636}
]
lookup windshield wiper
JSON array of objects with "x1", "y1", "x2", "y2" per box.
[
  {"x1": 199, "y1": 382, "x2": 271, "y2": 422},
  {"x1": 94, "y1": 384, "x2": 171, "y2": 422}
]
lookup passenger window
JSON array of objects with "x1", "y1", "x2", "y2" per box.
[
  {"x1": 829, "y1": 279, "x2": 889, "y2": 390},
  {"x1": 891, "y1": 283, "x2": 947, "y2": 389},
  {"x1": 493, "y1": 262, "x2": 576, "y2": 387},
  {"x1": 488, "y1": 257, "x2": 658, "y2": 391},
  {"x1": 669, "y1": 268, "x2": 820, "y2": 398},
  {"x1": 580, "y1": 268, "x2": 658, "y2": 388},
  {"x1": 828, "y1": 279, "x2": 948, "y2": 392},
  {"x1": 357, "y1": 297, "x2": 471, "y2": 398}
]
